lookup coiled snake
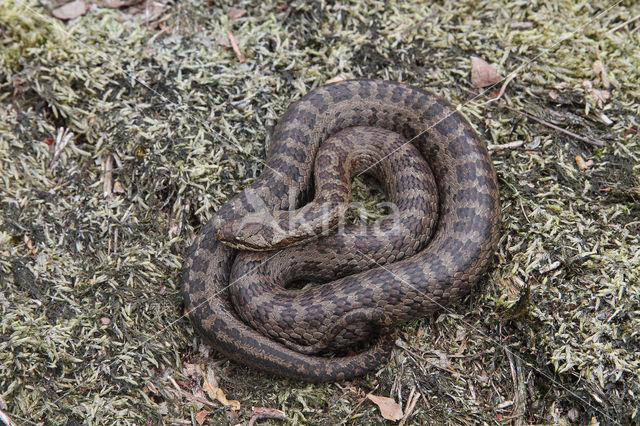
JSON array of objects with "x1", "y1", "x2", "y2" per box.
[{"x1": 182, "y1": 80, "x2": 500, "y2": 382}]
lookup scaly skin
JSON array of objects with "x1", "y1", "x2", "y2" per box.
[{"x1": 182, "y1": 80, "x2": 500, "y2": 382}]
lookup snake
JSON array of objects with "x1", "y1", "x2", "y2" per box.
[{"x1": 182, "y1": 79, "x2": 500, "y2": 382}]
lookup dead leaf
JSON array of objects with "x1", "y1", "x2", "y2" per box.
[
  {"x1": 430, "y1": 350, "x2": 452, "y2": 369},
  {"x1": 183, "y1": 363, "x2": 200, "y2": 378},
  {"x1": 113, "y1": 180, "x2": 125, "y2": 194},
  {"x1": 583, "y1": 80, "x2": 610, "y2": 108},
  {"x1": 326, "y1": 76, "x2": 345, "y2": 84},
  {"x1": 195, "y1": 410, "x2": 209, "y2": 425},
  {"x1": 366, "y1": 394, "x2": 403, "y2": 421},
  {"x1": 217, "y1": 36, "x2": 232, "y2": 48},
  {"x1": 126, "y1": 0, "x2": 166, "y2": 21},
  {"x1": 52, "y1": 0, "x2": 88, "y2": 19},
  {"x1": 471, "y1": 56, "x2": 501, "y2": 88},
  {"x1": 591, "y1": 88, "x2": 610, "y2": 108},
  {"x1": 575, "y1": 155, "x2": 593, "y2": 171},
  {"x1": 553, "y1": 82, "x2": 569, "y2": 91},
  {"x1": 204, "y1": 366, "x2": 218, "y2": 387},
  {"x1": 227, "y1": 8, "x2": 246, "y2": 20},
  {"x1": 201, "y1": 367, "x2": 240, "y2": 411},
  {"x1": 592, "y1": 60, "x2": 611, "y2": 89},
  {"x1": 0, "y1": 394, "x2": 8, "y2": 410}
]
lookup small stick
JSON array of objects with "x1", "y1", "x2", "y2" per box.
[
  {"x1": 502, "y1": 105, "x2": 604, "y2": 147},
  {"x1": 167, "y1": 375, "x2": 219, "y2": 408},
  {"x1": 488, "y1": 140, "x2": 524, "y2": 151},
  {"x1": 341, "y1": 386, "x2": 379, "y2": 424},
  {"x1": 608, "y1": 14, "x2": 640, "y2": 32},
  {"x1": 247, "y1": 407, "x2": 286, "y2": 426},
  {"x1": 485, "y1": 72, "x2": 518, "y2": 103},
  {"x1": 0, "y1": 408, "x2": 18, "y2": 426},
  {"x1": 226, "y1": 30, "x2": 245, "y2": 63},
  {"x1": 398, "y1": 387, "x2": 420, "y2": 426},
  {"x1": 102, "y1": 154, "x2": 114, "y2": 197}
]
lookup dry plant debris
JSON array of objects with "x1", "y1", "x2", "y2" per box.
[
  {"x1": 0, "y1": 0, "x2": 639, "y2": 424},
  {"x1": 471, "y1": 56, "x2": 502, "y2": 88}
]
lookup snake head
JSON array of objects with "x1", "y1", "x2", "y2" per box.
[{"x1": 216, "y1": 211, "x2": 279, "y2": 251}]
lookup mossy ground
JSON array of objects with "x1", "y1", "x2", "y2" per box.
[{"x1": 1, "y1": 0, "x2": 638, "y2": 424}]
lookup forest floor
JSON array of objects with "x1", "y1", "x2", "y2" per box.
[{"x1": 1, "y1": 0, "x2": 639, "y2": 424}]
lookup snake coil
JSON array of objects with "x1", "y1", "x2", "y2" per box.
[{"x1": 183, "y1": 80, "x2": 500, "y2": 382}]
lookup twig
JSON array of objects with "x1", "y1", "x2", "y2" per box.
[
  {"x1": 167, "y1": 375, "x2": 220, "y2": 408},
  {"x1": 484, "y1": 72, "x2": 518, "y2": 103},
  {"x1": 398, "y1": 386, "x2": 420, "y2": 426},
  {"x1": 505, "y1": 348, "x2": 527, "y2": 426},
  {"x1": 502, "y1": 105, "x2": 604, "y2": 147},
  {"x1": 0, "y1": 407, "x2": 19, "y2": 426},
  {"x1": 510, "y1": 22, "x2": 533, "y2": 29},
  {"x1": 102, "y1": 154, "x2": 114, "y2": 198},
  {"x1": 608, "y1": 14, "x2": 640, "y2": 32},
  {"x1": 247, "y1": 407, "x2": 287, "y2": 426},
  {"x1": 520, "y1": 199, "x2": 530, "y2": 224},
  {"x1": 226, "y1": 30, "x2": 245, "y2": 63},
  {"x1": 488, "y1": 140, "x2": 524, "y2": 151},
  {"x1": 341, "y1": 385, "x2": 379, "y2": 424}
]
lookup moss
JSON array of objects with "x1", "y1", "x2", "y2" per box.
[{"x1": 1, "y1": 0, "x2": 639, "y2": 424}]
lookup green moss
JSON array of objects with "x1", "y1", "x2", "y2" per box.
[{"x1": 1, "y1": 0, "x2": 639, "y2": 424}]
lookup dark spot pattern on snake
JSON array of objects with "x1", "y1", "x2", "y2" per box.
[{"x1": 182, "y1": 80, "x2": 500, "y2": 382}]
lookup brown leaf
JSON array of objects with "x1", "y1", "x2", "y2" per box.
[
  {"x1": 325, "y1": 76, "x2": 345, "y2": 84},
  {"x1": 52, "y1": 0, "x2": 88, "y2": 20},
  {"x1": 471, "y1": 56, "x2": 501, "y2": 88},
  {"x1": 125, "y1": 0, "x2": 166, "y2": 21},
  {"x1": 591, "y1": 88, "x2": 610, "y2": 108},
  {"x1": 366, "y1": 394, "x2": 403, "y2": 421},
  {"x1": 101, "y1": 0, "x2": 123, "y2": 8},
  {"x1": 575, "y1": 155, "x2": 593, "y2": 171},
  {"x1": 113, "y1": 180, "x2": 125, "y2": 194},
  {"x1": 195, "y1": 410, "x2": 209, "y2": 425},
  {"x1": 592, "y1": 60, "x2": 611, "y2": 89},
  {"x1": 201, "y1": 367, "x2": 240, "y2": 411},
  {"x1": 227, "y1": 8, "x2": 246, "y2": 20},
  {"x1": 583, "y1": 80, "x2": 610, "y2": 108},
  {"x1": 183, "y1": 363, "x2": 200, "y2": 378}
]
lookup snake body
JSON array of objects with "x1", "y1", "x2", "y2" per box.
[{"x1": 182, "y1": 80, "x2": 500, "y2": 382}]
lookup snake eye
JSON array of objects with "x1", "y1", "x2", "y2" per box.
[
  {"x1": 215, "y1": 223, "x2": 237, "y2": 244},
  {"x1": 237, "y1": 222, "x2": 265, "y2": 236}
]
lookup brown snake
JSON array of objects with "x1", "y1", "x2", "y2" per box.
[{"x1": 182, "y1": 80, "x2": 500, "y2": 382}]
